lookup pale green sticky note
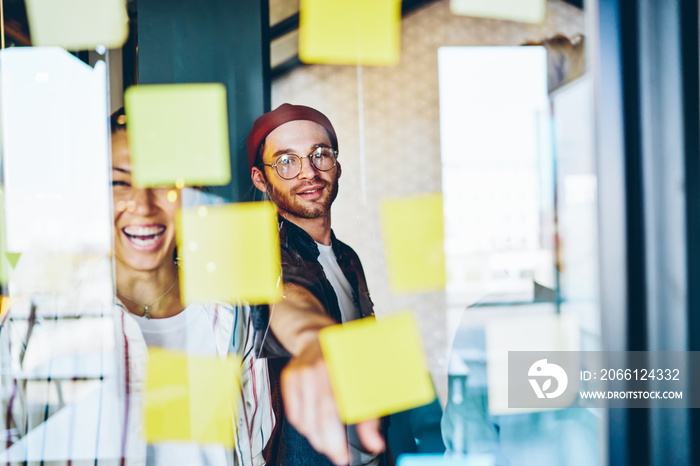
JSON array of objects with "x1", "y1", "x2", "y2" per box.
[
  {"x1": 5, "y1": 253, "x2": 21, "y2": 269},
  {"x1": 144, "y1": 348, "x2": 241, "y2": 446},
  {"x1": 450, "y1": 0, "x2": 546, "y2": 24},
  {"x1": 25, "y1": 0, "x2": 129, "y2": 50},
  {"x1": 319, "y1": 312, "x2": 435, "y2": 424},
  {"x1": 299, "y1": 0, "x2": 401, "y2": 66},
  {"x1": 380, "y1": 193, "x2": 446, "y2": 293},
  {"x1": 177, "y1": 201, "x2": 282, "y2": 305},
  {"x1": 124, "y1": 84, "x2": 231, "y2": 188}
]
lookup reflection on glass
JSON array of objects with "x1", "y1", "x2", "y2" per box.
[
  {"x1": 438, "y1": 46, "x2": 602, "y2": 466},
  {"x1": 1, "y1": 47, "x2": 111, "y2": 254},
  {"x1": 438, "y1": 46, "x2": 553, "y2": 311},
  {"x1": 0, "y1": 47, "x2": 116, "y2": 462}
]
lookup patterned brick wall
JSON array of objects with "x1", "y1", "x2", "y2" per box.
[{"x1": 271, "y1": 0, "x2": 585, "y2": 402}]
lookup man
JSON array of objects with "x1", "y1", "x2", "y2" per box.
[{"x1": 247, "y1": 104, "x2": 387, "y2": 465}]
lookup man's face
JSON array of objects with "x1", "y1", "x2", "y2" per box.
[{"x1": 252, "y1": 120, "x2": 341, "y2": 220}]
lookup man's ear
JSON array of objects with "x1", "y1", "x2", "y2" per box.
[
  {"x1": 251, "y1": 167, "x2": 268, "y2": 193},
  {"x1": 336, "y1": 162, "x2": 342, "y2": 179}
]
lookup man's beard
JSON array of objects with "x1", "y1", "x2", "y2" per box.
[{"x1": 265, "y1": 176, "x2": 339, "y2": 220}]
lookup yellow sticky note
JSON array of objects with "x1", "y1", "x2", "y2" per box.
[
  {"x1": 177, "y1": 201, "x2": 282, "y2": 305},
  {"x1": 380, "y1": 193, "x2": 446, "y2": 293},
  {"x1": 319, "y1": 312, "x2": 435, "y2": 424},
  {"x1": 299, "y1": 0, "x2": 401, "y2": 66},
  {"x1": 25, "y1": 0, "x2": 129, "y2": 50},
  {"x1": 450, "y1": 0, "x2": 546, "y2": 24},
  {"x1": 124, "y1": 84, "x2": 231, "y2": 188},
  {"x1": 0, "y1": 297, "x2": 10, "y2": 319},
  {"x1": 144, "y1": 348, "x2": 241, "y2": 446}
]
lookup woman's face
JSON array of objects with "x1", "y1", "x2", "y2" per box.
[{"x1": 112, "y1": 131, "x2": 180, "y2": 273}]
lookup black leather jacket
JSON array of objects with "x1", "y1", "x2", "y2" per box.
[
  {"x1": 278, "y1": 217, "x2": 375, "y2": 322},
  {"x1": 262, "y1": 217, "x2": 387, "y2": 466},
  {"x1": 256, "y1": 217, "x2": 376, "y2": 358}
]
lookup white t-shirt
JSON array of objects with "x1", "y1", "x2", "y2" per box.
[
  {"x1": 315, "y1": 242, "x2": 360, "y2": 323},
  {"x1": 315, "y1": 242, "x2": 379, "y2": 466},
  {"x1": 134, "y1": 303, "x2": 218, "y2": 355},
  {"x1": 133, "y1": 304, "x2": 231, "y2": 466}
]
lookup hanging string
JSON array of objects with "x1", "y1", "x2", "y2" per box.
[{"x1": 357, "y1": 64, "x2": 367, "y2": 205}]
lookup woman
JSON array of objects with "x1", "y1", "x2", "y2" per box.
[{"x1": 110, "y1": 109, "x2": 273, "y2": 465}]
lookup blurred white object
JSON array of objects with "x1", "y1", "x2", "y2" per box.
[
  {"x1": 485, "y1": 312, "x2": 580, "y2": 415},
  {"x1": 0, "y1": 47, "x2": 111, "y2": 254}
]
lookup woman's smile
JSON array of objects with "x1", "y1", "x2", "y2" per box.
[{"x1": 122, "y1": 224, "x2": 167, "y2": 251}]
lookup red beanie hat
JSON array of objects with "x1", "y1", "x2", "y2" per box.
[{"x1": 246, "y1": 103, "x2": 338, "y2": 172}]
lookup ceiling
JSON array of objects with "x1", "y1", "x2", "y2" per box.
[
  {"x1": 268, "y1": 0, "x2": 585, "y2": 78},
  {"x1": 1, "y1": 0, "x2": 585, "y2": 74}
]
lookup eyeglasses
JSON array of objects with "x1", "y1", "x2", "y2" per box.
[{"x1": 263, "y1": 146, "x2": 338, "y2": 180}]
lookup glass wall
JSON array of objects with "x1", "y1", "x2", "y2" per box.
[{"x1": 270, "y1": 0, "x2": 603, "y2": 464}]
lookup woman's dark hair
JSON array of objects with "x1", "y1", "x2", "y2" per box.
[{"x1": 110, "y1": 107, "x2": 127, "y2": 135}]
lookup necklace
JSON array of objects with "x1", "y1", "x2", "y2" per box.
[{"x1": 117, "y1": 277, "x2": 178, "y2": 319}]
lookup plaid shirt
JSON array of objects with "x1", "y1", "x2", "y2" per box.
[{"x1": 1, "y1": 298, "x2": 274, "y2": 465}]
